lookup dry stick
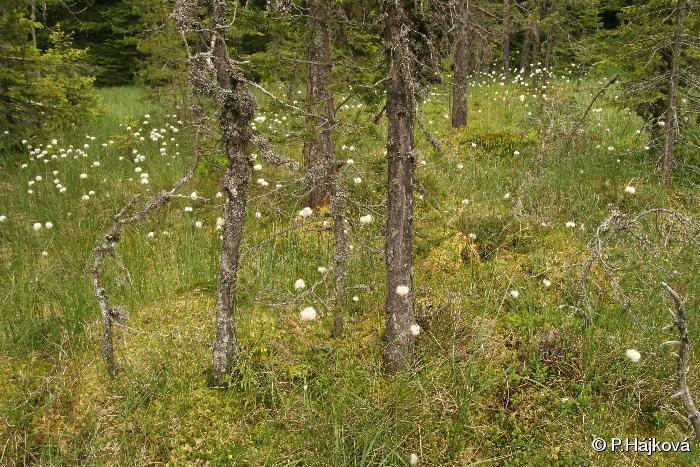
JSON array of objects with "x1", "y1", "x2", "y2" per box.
[
  {"x1": 373, "y1": 102, "x2": 387, "y2": 124},
  {"x1": 576, "y1": 208, "x2": 698, "y2": 322},
  {"x1": 661, "y1": 282, "x2": 700, "y2": 442},
  {"x1": 92, "y1": 152, "x2": 201, "y2": 377},
  {"x1": 566, "y1": 74, "x2": 619, "y2": 149},
  {"x1": 250, "y1": 132, "x2": 300, "y2": 170},
  {"x1": 415, "y1": 114, "x2": 443, "y2": 156}
]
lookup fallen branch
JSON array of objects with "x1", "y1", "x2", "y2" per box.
[{"x1": 661, "y1": 282, "x2": 700, "y2": 442}]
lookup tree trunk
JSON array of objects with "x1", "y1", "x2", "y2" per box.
[
  {"x1": 519, "y1": 30, "x2": 531, "y2": 74},
  {"x1": 451, "y1": 0, "x2": 469, "y2": 128},
  {"x1": 531, "y1": 24, "x2": 540, "y2": 85},
  {"x1": 304, "y1": 0, "x2": 334, "y2": 208},
  {"x1": 383, "y1": 0, "x2": 417, "y2": 374},
  {"x1": 203, "y1": 1, "x2": 257, "y2": 385},
  {"x1": 502, "y1": 0, "x2": 510, "y2": 80},
  {"x1": 662, "y1": 0, "x2": 687, "y2": 186},
  {"x1": 304, "y1": 0, "x2": 349, "y2": 334}
]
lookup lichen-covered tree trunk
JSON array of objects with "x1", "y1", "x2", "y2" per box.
[
  {"x1": 212, "y1": 151, "x2": 250, "y2": 382},
  {"x1": 662, "y1": 0, "x2": 687, "y2": 186},
  {"x1": 502, "y1": 0, "x2": 511, "y2": 80},
  {"x1": 304, "y1": 0, "x2": 334, "y2": 208},
  {"x1": 175, "y1": 0, "x2": 257, "y2": 384},
  {"x1": 383, "y1": 0, "x2": 416, "y2": 374},
  {"x1": 210, "y1": 31, "x2": 256, "y2": 385},
  {"x1": 451, "y1": 0, "x2": 469, "y2": 128}
]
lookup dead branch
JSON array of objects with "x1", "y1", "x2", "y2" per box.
[
  {"x1": 92, "y1": 151, "x2": 200, "y2": 377},
  {"x1": 661, "y1": 282, "x2": 700, "y2": 441}
]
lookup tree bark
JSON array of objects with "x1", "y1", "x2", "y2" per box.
[
  {"x1": 304, "y1": 0, "x2": 349, "y2": 333},
  {"x1": 174, "y1": 0, "x2": 257, "y2": 385},
  {"x1": 383, "y1": 0, "x2": 417, "y2": 374},
  {"x1": 451, "y1": 0, "x2": 469, "y2": 128},
  {"x1": 502, "y1": 0, "x2": 511, "y2": 80},
  {"x1": 210, "y1": 25, "x2": 256, "y2": 385},
  {"x1": 531, "y1": 23, "x2": 540, "y2": 85},
  {"x1": 303, "y1": 0, "x2": 334, "y2": 208},
  {"x1": 662, "y1": 0, "x2": 687, "y2": 186},
  {"x1": 519, "y1": 30, "x2": 531, "y2": 75}
]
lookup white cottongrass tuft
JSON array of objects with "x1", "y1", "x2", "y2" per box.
[
  {"x1": 625, "y1": 348, "x2": 641, "y2": 363},
  {"x1": 359, "y1": 214, "x2": 374, "y2": 225},
  {"x1": 317, "y1": 266, "x2": 328, "y2": 274},
  {"x1": 352, "y1": 295, "x2": 359, "y2": 302},
  {"x1": 298, "y1": 207, "x2": 313, "y2": 218},
  {"x1": 395, "y1": 285, "x2": 410, "y2": 297},
  {"x1": 624, "y1": 185, "x2": 636, "y2": 194},
  {"x1": 409, "y1": 453, "x2": 420, "y2": 466},
  {"x1": 194, "y1": 220, "x2": 203, "y2": 229},
  {"x1": 294, "y1": 279, "x2": 306, "y2": 290},
  {"x1": 542, "y1": 279, "x2": 552, "y2": 287},
  {"x1": 503, "y1": 192, "x2": 511, "y2": 200},
  {"x1": 510, "y1": 290, "x2": 520, "y2": 298},
  {"x1": 299, "y1": 306, "x2": 317, "y2": 321},
  {"x1": 565, "y1": 221, "x2": 576, "y2": 228},
  {"x1": 410, "y1": 323, "x2": 421, "y2": 336},
  {"x1": 0, "y1": 215, "x2": 6, "y2": 223},
  {"x1": 44, "y1": 222, "x2": 53, "y2": 230},
  {"x1": 468, "y1": 233, "x2": 476, "y2": 240},
  {"x1": 33, "y1": 222, "x2": 42, "y2": 231}
]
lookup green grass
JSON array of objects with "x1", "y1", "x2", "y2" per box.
[{"x1": 1, "y1": 77, "x2": 699, "y2": 465}]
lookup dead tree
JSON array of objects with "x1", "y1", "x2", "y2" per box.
[
  {"x1": 662, "y1": 0, "x2": 688, "y2": 186},
  {"x1": 661, "y1": 282, "x2": 700, "y2": 442},
  {"x1": 92, "y1": 153, "x2": 201, "y2": 377},
  {"x1": 451, "y1": 0, "x2": 469, "y2": 128},
  {"x1": 175, "y1": 0, "x2": 297, "y2": 384},
  {"x1": 383, "y1": 0, "x2": 418, "y2": 373}
]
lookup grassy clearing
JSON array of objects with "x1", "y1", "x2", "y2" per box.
[{"x1": 1, "y1": 78, "x2": 698, "y2": 465}]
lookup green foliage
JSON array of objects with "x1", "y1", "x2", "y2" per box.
[
  {"x1": 42, "y1": 0, "x2": 145, "y2": 85},
  {"x1": 1, "y1": 75, "x2": 699, "y2": 465},
  {"x1": 0, "y1": 7, "x2": 97, "y2": 153},
  {"x1": 591, "y1": 0, "x2": 700, "y2": 119}
]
